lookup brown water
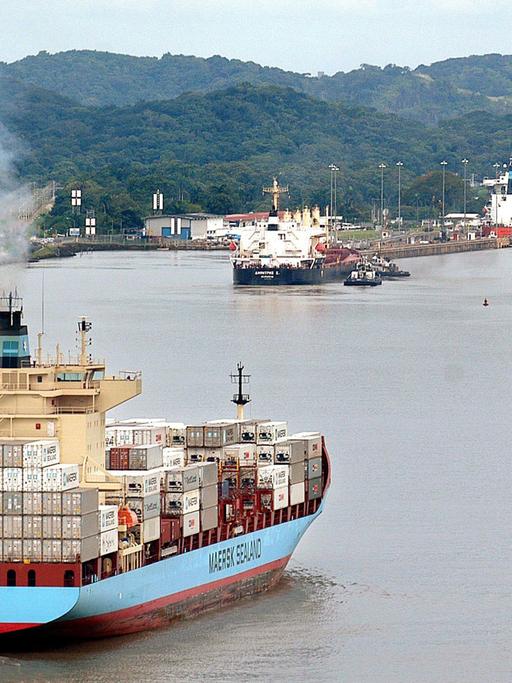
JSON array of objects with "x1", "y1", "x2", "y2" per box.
[{"x1": 0, "y1": 249, "x2": 511, "y2": 682}]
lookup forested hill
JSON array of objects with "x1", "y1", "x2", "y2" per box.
[
  {"x1": 2, "y1": 50, "x2": 512, "y2": 124},
  {"x1": 1, "y1": 73, "x2": 511, "y2": 230}
]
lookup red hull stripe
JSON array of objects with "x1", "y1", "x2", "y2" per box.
[
  {"x1": 0, "y1": 622, "x2": 39, "y2": 634},
  {"x1": 65, "y1": 554, "x2": 291, "y2": 630}
]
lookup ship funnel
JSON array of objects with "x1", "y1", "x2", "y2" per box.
[{"x1": 0, "y1": 292, "x2": 30, "y2": 368}]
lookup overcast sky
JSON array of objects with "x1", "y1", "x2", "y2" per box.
[{"x1": 1, "y1": 0, "x2": 510, "y2": 74}]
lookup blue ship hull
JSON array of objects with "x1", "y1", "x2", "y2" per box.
[{"x1": 0, "y1": 505, "x2": 322, "y2": 640}]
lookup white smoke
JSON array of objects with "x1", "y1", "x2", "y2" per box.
[{"x1": 0, "y1": 124, "x2": 33, "y2": 265}]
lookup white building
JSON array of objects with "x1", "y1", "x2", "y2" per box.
[{"x1": 482, "y1": 167, "x2": 512, "y2": 225}]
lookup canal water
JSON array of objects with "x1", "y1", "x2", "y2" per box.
[{"x1": 0, "y1": 248, "x2": 511, "y2": 682}]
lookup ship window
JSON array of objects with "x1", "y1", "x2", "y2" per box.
[
  {"x1": 7, "y1": 570, "x2": 16, "y2": 586},
  {"x1": 2, "y1": 341, "x2": 18, "y2": 356},
  {"x1": 27, "y1": 570, "x2": 36, "y2": 587},
  {"x1": 56, "y1": 372, "x2": 85, "y2": 382},
  {"x1": 64, "y1": 570, "x2": 75, "y2": 587},
  {"x1": 37, "y1": 375, "x2": 43, "y2": 383}
]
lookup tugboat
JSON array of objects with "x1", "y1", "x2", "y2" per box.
[
  {"x1": 371, "y1": 254, "x2": 410, "y2": 278},
  {"x1": 344, "y1": 259, "x2": 382, "y2": 287},
  {"x1": 231, "y1": 178, "x2": 359, "y2": 285}
]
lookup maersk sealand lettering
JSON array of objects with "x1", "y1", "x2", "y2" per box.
[{"x1": 208, "y1": 539, "x2": 262, "y2": 574}]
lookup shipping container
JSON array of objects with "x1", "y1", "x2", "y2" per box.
[
  {"x1": 200, "y1": 506, "x2": 218, "y2": 531},
  {"x1": 200, "y1": 484, "x2": 218, "y2": 509},
  {"x1": 239, "y1": 467, "x2": 257, "y2": 488},
  {"x1": 290, "y1": 482, "x2": 305, "y2": 505},
  {"x1": 42, "y1": 492, "x2": 62, "y2": 515},
  {"x1": 165, "y1": 465, "x2": 200, "y2": 493},
  {"x1": 98, "y1": 505, "x2": 118, "y2": 532},
  {"x1": 162, "y1": 447, "x2": 186, "y2": 469},
  {"x1": 223, "y1": 443, "x2": 257, "y2": 465},
  {"x1": 108, "y1": 447, "x2": 130, "y2": 470},
  {"x1": 186, "y1": 447, "x2": 205, "y2": 463},
  {"x1": 123, "y1": 471, "x2": 160, "y2": 497},
  {"x1": 256, "y1": 421, "x2": 287, "y2": 445},
  {"x1": 196, "y1": 462, "x2": 217, "y2": 487},
  {"x1": 23, "y1": 492, "x2": 42, "y2": 515},
  {"x1": 3, "y1": 467, "x2": 23, "y2": 492},
  {"x1": 3, "y1": 491, "x2": 23, "y2": 515},
  {"x1": 23, "y1": 515, "x2": 43, "y2": 539},
  {"x1": 307, "y1": 457, "x2": 322, "y2": 479},
  {"x1": 239, "y1": 419, "x2": 270, "y2": 443},
  {"x1": 3, "y1": 515, "x2": 22, "y2": 539},
  {"x1": 289, "y1": 461, "x2": 306, "y2": 485},
  {"x1": 273, "y1": 440, "x2": 291, "y2": 464},
  {"x1": 99, "y1": 528, "x2": 118, "y2": 556},
  {"x1": 23, "y1": 539, "x2": 42, "y2": 562},
  {"x1": 42, "y1": 515, "x2": 63, "y2": 539},
  {"x1": 133, "y1": 425, "x2": 166, "y2": 447},
  {"x1": 3, "y1": 538, "x2": 22, "y2": 562},
  {"x1": 288, "y1": 432, "x2": 322, "y2": 460},
  {"x1": 128, "y1": 444, "x2": 163, "y2": 471},
  {"x1": 165, "y1": 423, "x2": 186, "y2": 447},
  {"x1": 62, "y1": 535, "x2": 99, "y2": 563},
  {"x1": 42, "y1": 464, "x2": 80, "y2": 492},
  {"x1": 308, "y1": 477, "x2": 323, "y2": 500},
  {"x1": 164, "y1": 489, "x2": 200, "y2": 515},
  {"x1": 22, "y1": 439, "x2": 60, "y2": 467},
  {"x1": 186, "y1": 426, "x2": 204, "y2": 448},
  {"x1": 22, "y1": 467, "x2": 43, "y2": 492},
  {"x1": 42, "y1": 538, "x2": 62, "y2": 562},
  {"x1": 126, "y1": 493, "x2": 160, "y2": 522},
  {"x1": 142, "y1": 516, "x2": 160, "y2": 543},
  {"x1": 62, "y1": 512, "x2": 99, "y2": 540},
  {"x1": 2, "y1": 442, "x2": 24, "y2": 468},
  {"x1": 160, "y1": 517, "x2": 180, "y2": 545},
  {"x1": 182, "y1": 510, "x2": 200, "y2": 537},
  {"x1": 257, "y1": 465, "x2": 289, "y2": 489},
  {"x1": 62, "y1": 488, "x2": 98, "y2": 516},
  {"x1": 273, "y1": 486, "x2": 289, "y2": 510},
  {"x1": 204, "y1": 422, "x2": 239, "y2": 447},
  {"x1": 256, "y1": 445, "x2": 274, "y2": 465}
]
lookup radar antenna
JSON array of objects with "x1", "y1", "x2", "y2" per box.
[{"x1": 231, "y1": 362, "x2": 250, "y2": 420}]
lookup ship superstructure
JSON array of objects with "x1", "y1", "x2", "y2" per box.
[
  {"x1": 231, "y1": 178, "x2": 359, "y2": 285},
  {"x1": 0, "y1": 297, "x2": 330, "y2": 639},
  {"x1": 483, "y1": 159, "x2": 512, "y2": 226}
]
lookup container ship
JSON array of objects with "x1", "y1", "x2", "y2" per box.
[
  {"x1": 231, "y1": 178, "x2": 359, "y2": 285},
  {"x1": 0, "y1": 294, "x2": 331, "y2": 640}
]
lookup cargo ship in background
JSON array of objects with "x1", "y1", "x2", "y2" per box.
[
  {"x1": 0, "y1": 294, "x2": 330, "y2": 640},
  {"x1": 231, "y1": 178, "x2": 359, "y2": 285}
]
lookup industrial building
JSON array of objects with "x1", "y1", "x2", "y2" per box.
[{"x1": 144, "y1": 214, "x2": 224, "y2": 240}]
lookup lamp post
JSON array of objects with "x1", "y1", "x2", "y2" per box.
[
  {"x1": 379, "y1": 163, "x2": 386, "y2": 226},
  {"x1": 493, "y1": 162, "x2": 500, "y2": 179},
  {"x1": 440, "y1": 161, "x2": 447, "y2": 229},
  {"x1": 462, "y1": 158, "x2": 469, "y2": 230},
  {"x1": 396, "y1": 161, "x2": 403, "y2": 226},
  {"x1": 328, "y1": 164, "x2": 339, "y2": 227}
]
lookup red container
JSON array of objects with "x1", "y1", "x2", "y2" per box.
[
  {"x1": 109, "y1": 447, "x2": 130, "y2": 470},
  {"x1": 160, "y1": 517, "x2": 182, "y2": 544}
]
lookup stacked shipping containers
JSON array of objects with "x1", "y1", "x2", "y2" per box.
[{"x1": 0, "y1": 440, "x2": 114, "y2": 563}]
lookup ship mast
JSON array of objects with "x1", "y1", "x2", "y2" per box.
[
  {"x1": 231, "y1": 362, "x2": 250, "y2": 420},
  {"x1": 78, "y1": 317, "x2": 92, "y2": 365},
  {"x1": 262, "y1": 177, "x2": 288, "y2": 215}
]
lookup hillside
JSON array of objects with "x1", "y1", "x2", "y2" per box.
[
  {"x1": 0, "y1": 75, "x2": 509, "y2": 229},
  {"x1": 3, "y1": 50, "x2": 512, "y2": 124}
]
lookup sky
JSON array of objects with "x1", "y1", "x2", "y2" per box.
[{"x1": 0, "y1": 0, "x2": 511, "y2": 74}]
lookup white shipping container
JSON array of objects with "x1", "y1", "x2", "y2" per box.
[
  {"x1": 186, "y1": 447, "x2": 205, "y2": 463},
  {"x1": 23, "y1": 539, "x2": 42, "y2": 562},
  {"x1": 257, "y1": 465, "x2": 289, "y2": 489},
  {"x1": 165, "y1": 422, "x2": 186, "y2": 447},
  {"x1": 142, "y1": 516, "x2": 160, "y2": 542},
  {"x1": 273, "y1": 440, "x2": 291, "y2": 464},
  {"x1": 290, "y1": 482, "x2": 305, "y2": 505},
  {"x1": 273, "y1": 485, "x2": 289, "y2": 510},
  {"x1": 100, "y1": 528, "x2": 118, "y2": 556},
  {"x1": 224, "y1": 443, "x2": 257, "y2": 465},
  {"x1": 3, "y1": 468, "x2": 23, "y2": 492},
  {"x1": 182, "y1": 510, "x2": 200, "y2": 537},
  {"x1": 99, "y1": 505, "x2": 118, "y2": 532},
  {"x1": 62, "y1": 513, "x2": 99, "y2": 540},
  {"x1": 23, "y1": 492, "x2": 42, "y2": 515},
  {"x1": 256, "y1": 421, "x2": 287, "y2": 445},
  {"x1": 3, "y1": 515, "x2": 22, "y2": 538},
  {"x1": 62, "y1": 536, "x2": 99, "y2": 563},
  {"x1": 256, "y1": 445, "x2": 274, "y2": 465},
  {"x1": 22, "y1": 467, "x2": 43, "y2": 492},
  {"x1": 23, "y1": 439, "x2": 60, "y2": 467},
  {"x1": 196, "y1": 462, "x2": 218, "y2": 487},
  {"x1": 3, "y1": 538, "x2": 22, "y2": 561},
  {"x1": 3, "y1": 491, "x2": 23, "y2": 514},
  {"x1": 165, "y1": 465, "x2": 200, "y2": 493},
  {"x1": 200, "y1": 484, "x2": 218, "y2": 509},
  {"x1": 42, "y1": 464, "x2": 80, "y2": 492},
  {"x1": 165, "y1": 489, "x2": 200, "y2": 515},
  {"x1": 123, "y1": 471, "x2": 160, "y2": 496},
  {"x1": 288, "y1": 432, "x2": 322, "y2": 459},
  {"x1": 162, "y1": 447, "x2": 186, "y2": 469},
  {"x1": 23, "y1": 515, "x2": 43, "y2": 539},
  {"x1": 42, "y1": 539, "x2": 62, "y2": 562},
  {"x1": 42, "y1": 515, "x2": 63, "y2": 539}
]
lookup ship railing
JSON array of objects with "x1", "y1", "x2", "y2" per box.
[
  {"x1": 53, "y1": 406, "x2": 95, "y2": 414},
  {"x1": 118, "y1": 370, "x2": 142, "y2": 381}
]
